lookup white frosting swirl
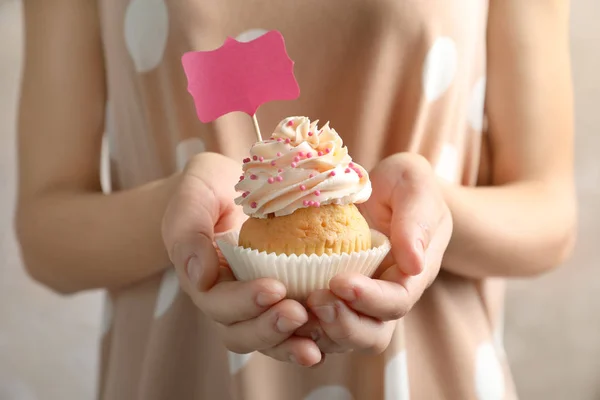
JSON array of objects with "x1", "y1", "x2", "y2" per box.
[{"x1": 235, "y1": 116, "x2": 372, "y2": 218}]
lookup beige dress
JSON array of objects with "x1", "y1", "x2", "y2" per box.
[{"x1": 98, "y1": 0, "x2": 517, "y2": 399}]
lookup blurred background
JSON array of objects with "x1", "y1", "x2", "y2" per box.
[{"x1": 1, "y1": 0, "x2": 598, "y2": 399}]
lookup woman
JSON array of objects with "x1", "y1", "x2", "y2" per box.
[{"x1": 16, "y1": 0, "x2": 576, "y2": 399}]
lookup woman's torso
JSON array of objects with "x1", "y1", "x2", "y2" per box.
[{"x1": 98, "y1": 0, "x2": 515, "y2": 399}]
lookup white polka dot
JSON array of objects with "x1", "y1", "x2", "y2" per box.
[
  {"x1": 227, "y1": 352, "x2": 254, "y2": 375},
  {"x1": 235, "y1": 29, "x2": 269, "y2": 43},
  {"x1": 435, "y1": 144, "x2": 459, "y2": 183},
  {"x1": 304, "y1": 386, "x2": 353, "y2": 400},
  {"x1": 385, "y1": 351, "x2": 410, "y2": 400},
  {"x1": 468, "y1": 77, "x2": 487, "y2": 131},
  {"x1": 100, "y1": 292, "x2": 114, "y2": 336},
  {"x1": 422, "y1": 37, "x2": 458, "y2": 101},
  {"x1": 474, "y1": 342, "x2": 505, "y2": 400},
  {"x1": 124, "y1": 0, "x2": 169, "y2": 72},
  {"x1": 176, "y1": 138, "x2": 206, "y2": 171},
  {"x1": 154, "y1": 269, "x2": 180, "y2": 318}
]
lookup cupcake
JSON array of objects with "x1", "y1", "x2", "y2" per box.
[{"x1": 216, "y1": 116, "x2": 390, "y2": 300}]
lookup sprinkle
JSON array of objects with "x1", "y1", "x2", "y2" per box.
[
  {"x1": 250, "y1": 201, "x2": 257, "y2": 208},
  {"x1": 253, "y1": 156, "x2": 257, "y2": 161},
  {"x1": 278, "y1": 168, "x2": 283, "y2": 173},
  {"x1": 329, "y1": 171, "x2": 336, "y2": 177},
  {"x1": 303, "y1": 200, "x2": 309, "y2": 206},
  {"x1": 345, "y1": 168, "x2": 351, "y2": 173},
  {"x1": 239, "y1": 175, "x2": 244, "y2": 180},
  {"x1": 250, "y1": 174, "x2": 258, "y2": 180},
  {"x1": 242, "y1": 192, "x2": 248, "y2": 198},
  {"x1": 358, "y1": 173, "x2": 363, "y2": 178},
  {"x1": 291, "y1": 162, "x2": 297, "y2": 168},
  {"x1": 267, "y1": 177, "x2": 275, "y2": 184},
  {"x1": 314, "y1": 190, "x2": 321, "y2": 196},
  {"x1": 298, "y1": 152, "x2": 304, "y2": 157},
  {"x1": 306, "y1": 152, "x2": 312, "y2": 158},
  {"x1": 325, "y1": 148, "x2": 331, "y2": 154},
  {"x1": 314, "y1": 201, "x2": 321, "y2": 207},
  {"x1": 287, "y1": 120, "x2": 294, "y2": 127},
  {"x1": 276, "y1": 152, "x2": 282, "y2": 157},
  {"x1": 349, "y1": 162, "x2": 354, "y2": 167},
  {"x1": 318, "y1": 151, "x2": 323, "y2": 156},
  {"x1": 308, "y1": 201, "x2": 315, "y2": 207},
  {"x1": 293, "y1": 156, "x2": 300, "y2": 162},
  {"x1": 285, "y1": 138, "x2": 291, "y2": 144},
  {"x1": 276, "y1": 176, "x2": 283, "y2": 182},
  {"x1": 271, "y1": 161, "x2": 276, "y2": 166},
  {"x1": 309, "y1": 173, "x2": 315, "y2": 178},
  {"x1": 308, "y1": 131, "x2": 313, "y2": 136},
  {"x1": 259, "y1": 156, "x2": 264, "y2": 162},
  {"x1": 243, "y1": 158, "x2": 250, "y2": 163},
  {"x1": 277, "y1": 138, "x2": 282, "y2": 142},
  {"x1": 300, "y1": 185, "x2": 306, "y2": 191}
]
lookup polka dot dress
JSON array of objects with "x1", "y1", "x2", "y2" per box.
[{"x1": 97, "y1": 0, "x2": 517, "y2": 399}]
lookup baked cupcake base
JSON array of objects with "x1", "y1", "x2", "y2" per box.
[{"x1": 216, "y1": 229, "x2": 390, "y2": 301}]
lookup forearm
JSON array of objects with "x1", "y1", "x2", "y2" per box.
[
  {"x1": 441, "y1": 180, "x2": 576, "y2": 279},
  {"x1": 15, "y1": 174, "x2": 180, "y2": 294}
]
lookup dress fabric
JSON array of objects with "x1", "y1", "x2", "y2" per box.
[{"x1": 98, "y1": 0, "x2": 517, "y2": 399}]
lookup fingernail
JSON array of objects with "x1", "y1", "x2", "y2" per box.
[
  {"x1": 336, "y1": 286, "x2": 356, "y2": 302},
  {"x1": 312, "y1": 305, "x2": 337, "y2": 323},
  {"x1": 186, "y1": 257, "x2": 201, "y2": 285},
  {"x1": 256, "y1": 292, "x2": 284, "y2": 307},
  {"x1": 289, "y1": 354, "x2": 299, "y2": 365},
  {"x1": 276, "y1": 316, "x2": 303, "y2": 333},
  {"x1": 310, "y1": 329, "x2": 321, "y2": 342}
]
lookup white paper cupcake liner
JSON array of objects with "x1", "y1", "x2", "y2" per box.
[{"x1": 215, "y1": 229, "x2": 391, "y2": 301}]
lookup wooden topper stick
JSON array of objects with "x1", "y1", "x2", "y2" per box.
[{"x1": 252, "y1": 114, "x2": 263, "y2": 142}]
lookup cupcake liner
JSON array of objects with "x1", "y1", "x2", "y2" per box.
[{"x1": 215, "y1": 229, "x2": 391, "y2": 301}]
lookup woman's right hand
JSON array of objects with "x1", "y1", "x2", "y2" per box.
[{"x1": 161, "y1": 152, "x2": 322, "y2": 366}]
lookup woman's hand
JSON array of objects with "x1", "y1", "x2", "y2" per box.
[
  {"x1": 298, "y1": 153, "x2": 453, "y2": 355},
  {"x1": 162, "y1": 152, "x2": 322, "y2": 366}
]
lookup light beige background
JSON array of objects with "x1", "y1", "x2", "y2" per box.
[{"x1": 0, "y1": 0, "x2": 598, "y2": 399}]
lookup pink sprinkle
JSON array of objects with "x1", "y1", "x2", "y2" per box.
[
  {"x1": 242, "y1": 192, "x2": 248, "y2": 198},
  {"x1": 276, "y1": 176, "x2": 283, "y2": 182},
  {"x1": 329, "y1": 171, "x2": 336, "y2": 177},
  {"x1": 314, "y1": 201, "x2": 321, "y2": 207},
  {"x1": 300, "y1": 185, "x2": 306, "y2": 191},
  {"x1": 278, "y1": 168, "x2": 283, "y2": 173},
  {"x1": 270, "y1": 161, "x2": 276, "y2": 166},
  {"x1": 298, "y1": 152, "x2": 304, "y2": 157},
  {"x1": 309, "y1": 173, "x2": 315, "y2": 178},
  {"x1": 277, "y1": 138, "x2": 282, "y2": 142},
  {"x1": 345, "y1": 168, "x2": 351, "y2": 173},
  {"x1": 325, "y1": 148, "x2": 331, "y2": 154},
  {"x1": 308, "y1": 131, "x2": 313, "y2": 136},
  {"x1": 253, "y1": 156, "x2": 257, "y2": 161},
  {"x1": 259, "y1": 156, "x2": 264, "y2": 162},
  {"x1": 285, "y1": 138, "x2": 291, "y2": 144},
  {"x1": 358, "y1": 173, "x2": 363, "y2": 178},
  {"x1": 239, "y1": 175, "x2": 244, "y2": 180},
  {"x1": 303, "y1": 200, "x2": 309, "y2": 206},
  {"x1": 293, "y1": 156, "x2": 300, "y2": 162},
  {"x1": 243, "y1": 158, "x2": 250, "y2": 163},
  {"x1": 291, "y1": 162, "x2": 297, "y2": 168},
  {"x1": 276, "y1": 152, "x2": 282, "y2": 157},
  {"x1": 308, "y1": 201, "x2": 315, "y2": 207},
  {"x1": 286, "y1": 120, "x2": 294, "y2": 127},
  {"x1": 314, "y1": 190, "x2": 321, "y2": 196},
  {"x1": 267, "y1": 177, "x2": 275, "y2": 184},
  {"x1": 306, "y1": 152, "x2": 312, "y2": 158},
  {"x1": 250, "y1": 174, "x2": 258, "y2": 180},
  {"x1": 349, "y1": 162, "x2": 354, "y2": 167},
  {"x1": 250, "y1": 201, "x2": 257, "y2": 208},
  {"x1": 317, "y1": 151, "x2": 323, "y2": 156}
]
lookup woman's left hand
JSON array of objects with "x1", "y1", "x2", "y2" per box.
[{"x1": 297, "y1": 153, "x2": 453, "y2": 356}]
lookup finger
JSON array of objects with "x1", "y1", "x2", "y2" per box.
[
  {"x1": 200, "y1": 278, "x2": 287, "y2": 325},
  {"x1": 162, "y1": 153, "x2": 243, "y2": 292},
  {"x1": 294, "y1": 314, "x2": 347, "y2": 354},
  {"x1": 307, "y1": 290, "x2": 394, "y2": 355},
  {"x1": 261, "y1": 336, "x2": 323, "y2": 367},
  {"x1": 329, "y1": 272, "x2": 411, "y2": 321},
  {"x1": 220, "y1": 299, "x2": 309, "y2": 354},
  {"x1": 370, "y1": 154, "x2": 447, "y2": 275}
]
